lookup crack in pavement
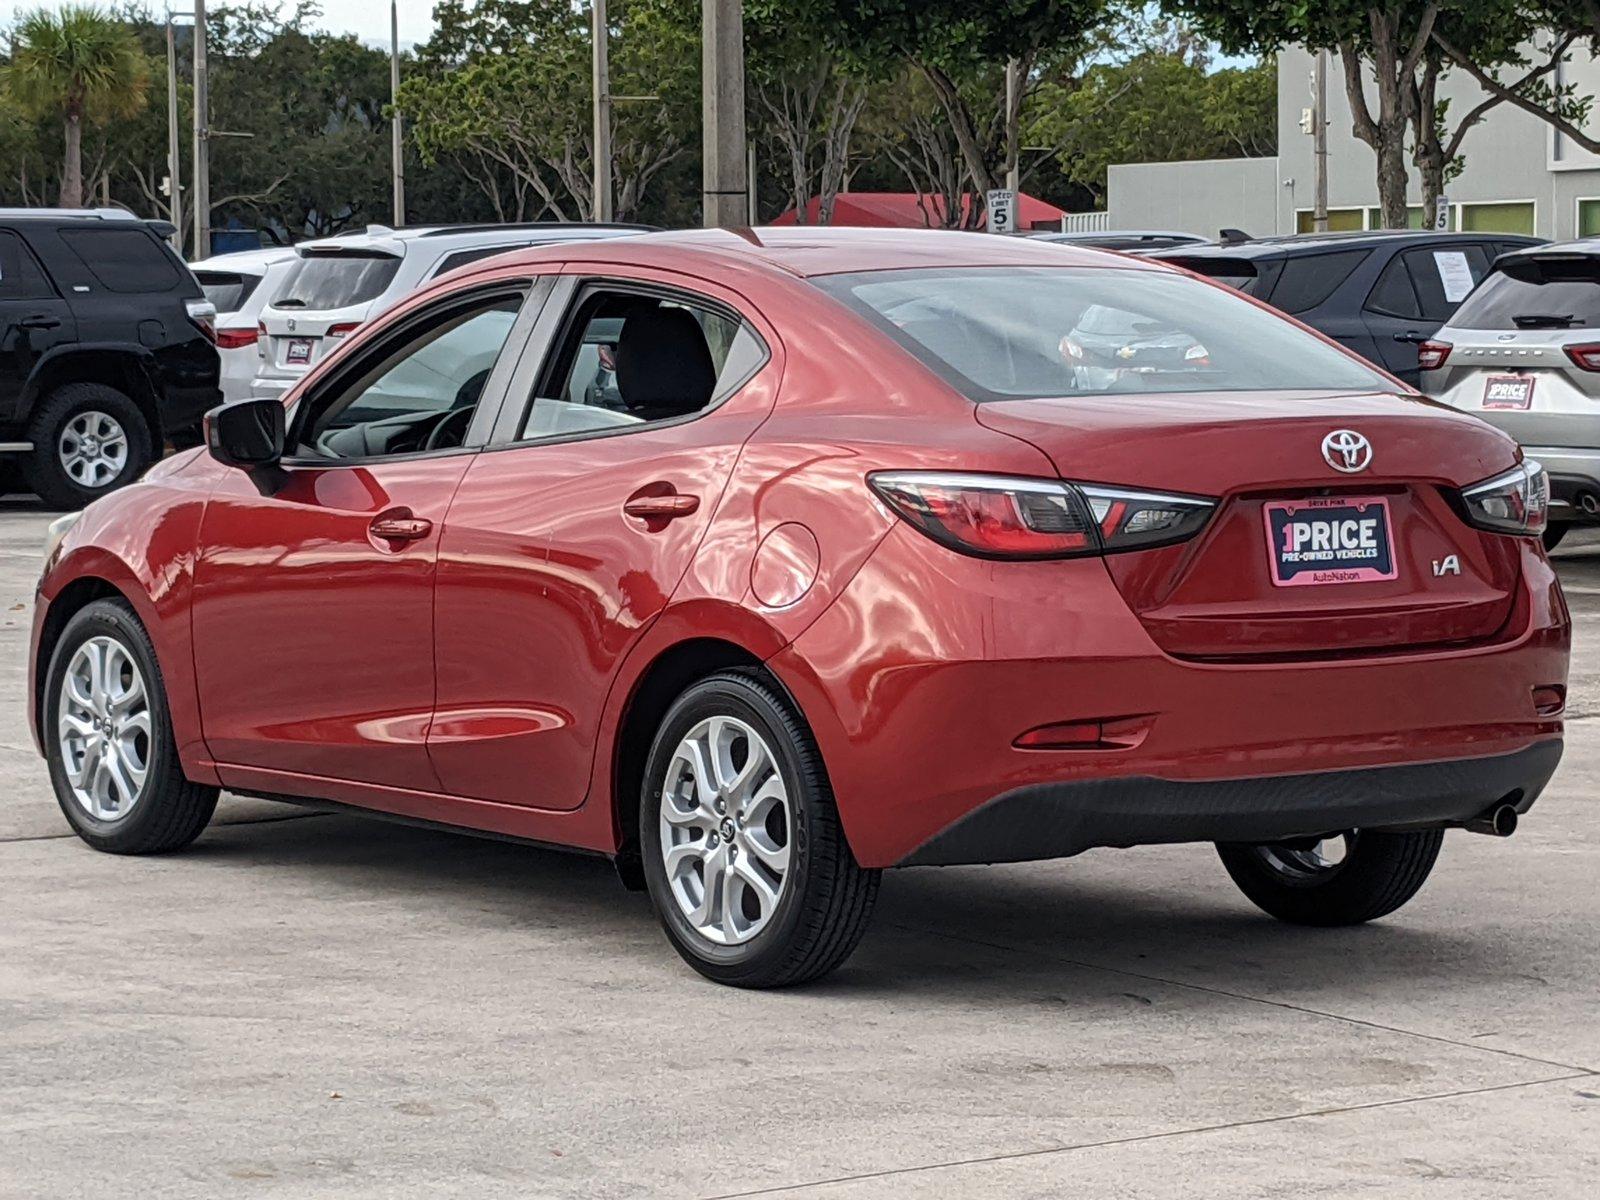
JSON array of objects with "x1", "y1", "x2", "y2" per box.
[
  {"x1": 706, "y1": 1071, "x2": 1597, "y2": 1198},
  {"x1": 892, "y1": 922, "x2": 1599, "y2": 1076}
]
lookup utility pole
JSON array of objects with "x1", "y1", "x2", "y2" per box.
[
  {"x1": 192, "y1": 0, "x2": 210, "y2": 257},
  {"x1": 165, "y1": 13, "x2": 182, "y2": 254},
  {"x1": 592, "y1": 0, "x2": 612, "y2": 222},
  {"x1": 1312, "y1": 49, "x2": 1328, "y2": 233},
  {"x1": 701, "y1": 0, "x2": 746, "y2": 228},
  {"x1": 1004, "y1": 58, "x2": 1021, "y2": 193},
  {"x1": 390, "y1": 1, "x2": 405, "y2": 226}
]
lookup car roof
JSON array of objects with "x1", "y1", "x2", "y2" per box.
[
  {"x1": 295, "y1": 223, "x2": 651, "y2": 258},
  {"x1": 1493, "y1": 238, "x2": 1600, "y2": 261},
  {"x1": 190, "y1": 247, "x2": 299, "y2": 273},
  {"x1": 1157, "y1": 229, "x2": 1544, "y2": 261},
  {"x1": 1031, "y1": 229, "x2": 1202, "y2": 243},
  {"x1": 452, "y1": 226, "x2": 1161, "y2": 282}
]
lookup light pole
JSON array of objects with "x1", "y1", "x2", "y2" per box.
[
  {"x1": 1312, "y1": 49, "x2": 1328, "y2": 233},
  {"x1": 165, "y1": 13, "x2": 183, "y2": 253},
  {"x1": 701, "y1": 0, "x2": 746, "y2": 228},
  {"x1": 391, "y1": 1, "x2": 405, "y2": 226},
  {"x1": 592, "y1": 0, "x2": 612, "y2": 222},
  {"x1": 192, "y1": 0, "x2": 209, "y2": 256}
]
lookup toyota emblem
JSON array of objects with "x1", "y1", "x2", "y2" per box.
[{"x1": 1321, "y1": 429, "x2": 1373, "y2": 473}]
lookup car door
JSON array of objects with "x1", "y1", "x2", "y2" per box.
[
  {"x1": 428, "y1": 276, "x2": 775, "y2": 810},
  {"x1": 190, "y1": 278, "x2": 544, "y2": 791},
  {"x1": 1362, "y1": 243, "x2": 1492, "y2": 382},
  {"x1": 0, "y1": 229, "x2": 75, "y2": 419}
]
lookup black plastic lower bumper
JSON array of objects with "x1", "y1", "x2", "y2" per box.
[{"x1": 899, "y1": 740, "x2": 1563, "y2": 867}]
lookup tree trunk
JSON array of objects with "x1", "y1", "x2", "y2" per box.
[{"x1": 61, "y1": 110, "x2": 84, "y2": 209}]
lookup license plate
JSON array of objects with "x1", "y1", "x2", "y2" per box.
[
  {"x1": 1483, "y1": 375, "x2": 1533, "y2": 410},
  {"x1": 285, "y1": 337, "x2": 313, "y2": 365},
  {"x1": 1263, "y1": 496, "x2": 1397, "y2": 587}
]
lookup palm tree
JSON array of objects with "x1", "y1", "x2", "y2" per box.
[{"x1": 5, "y1": 6, "x2": 149, "y2": 207}]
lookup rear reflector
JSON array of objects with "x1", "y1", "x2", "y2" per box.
[
  {"x1": 216, "y1": 326, "x2": 258, "y2": 350},
  {"x1": 1563, "y1": 343, "x2": 1600, "y2": 371},
  {"x1": 868, "y1": 471, "x2": 1214, "y2": 561},
  {"x1": 1532, "y1": 685, "x2": 1566, "y2": 716},
  {"x1": 1417, "y1": 340, "x2": 1451, "y2": 371}
]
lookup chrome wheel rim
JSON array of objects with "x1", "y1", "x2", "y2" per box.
[
  {"x1": 658, "y1": 715, "x2": 792, "y2": 946},
  {"x1": 58, "y1": 411, "x2": 129, "y2": 489},
  {"x1": 56, "y1": 635, "x2": 152, "y2": 822},
  {"x1": 1254, "y1": 832, "x2": 1356, "y2": 887}
]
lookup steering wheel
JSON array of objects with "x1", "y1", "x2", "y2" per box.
[{"x1": 424, "y1": 405, "x2": 475, "y2": 453}]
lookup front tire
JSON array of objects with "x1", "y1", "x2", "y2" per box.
[
  {"x1": 27, "y1": 383, "x2": 155, "y2": 509},
  {"x1": 1217, "y1": 829, "x2": 1444, "y2": 926},
  {"x1": 640, "y1": 670, "x2": 880, "y2": 988},
  {"x1": 43, "y1": 599, "x2": 218, "y2": 854}
]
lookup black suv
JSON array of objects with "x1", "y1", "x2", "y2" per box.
[
  {"x1": 0, "y1": 208, "x2": 220, "y2": 507},
  {"x1": 1151, "y1": 230, "x2": 1544, "y2": 385}
]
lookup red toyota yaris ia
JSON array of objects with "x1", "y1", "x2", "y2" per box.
[{"x1": 30, "y1": 229, "x2": 1568, "y2": 987}]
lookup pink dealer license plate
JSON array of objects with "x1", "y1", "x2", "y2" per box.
[{"x1": 1263, "y1": 496, "x2": 1398, "y2": 587}]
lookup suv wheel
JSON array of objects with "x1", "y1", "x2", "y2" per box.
[
  {"x1": 1217, "y1": 828, "x2": 1444, "y2": 926},
  {"x1": 27, "y1": 383, "x2": 154, "y2": 508},
  {"x1": 640, "y1": 670, "x2": 881, "y2": 987},
  {"x1": 43, "y1": 598, "x2": 219, "y2": 854}
]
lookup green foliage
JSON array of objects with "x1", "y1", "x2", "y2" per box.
[
  {"x1": 5, "y1": 4, "x2": 149, "y2": 124},
  {"x1": 1032, "y1": 52, "x2": 1274, "y2": 202}
]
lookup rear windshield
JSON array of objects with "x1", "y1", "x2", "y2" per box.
[
  {"x1": 815, "y1": 266, "x2": 1389, "y2": 401},
  {"x1": 1160, "y1": 255, "x2": 1266, "y2": 294},
  {"x1": 193, "y1": 270, "x2": 259, "y2": 314},
  {"x1": 275, "y1": 251, "x2": 400, "y2": 310},
  {"x1": 1449, "y1": 256, "x2": 1600, "y2": 329}
]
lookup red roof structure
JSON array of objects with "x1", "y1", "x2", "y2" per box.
[{"x1": 771, "y1": 191, "x2": 1066, "y2": 231}]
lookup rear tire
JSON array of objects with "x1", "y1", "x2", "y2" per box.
[
  {"x1": 1217, "y1": 828, "x2": 1443, "y2": 926},
  {"x1": 1542, "y1": 524, "x2": 1569, "y2": 552},
  {"x1": 43, "y1": 598, "x2": 218, "y2": 854},
  {"x1": 640, "y1": 669, "x2": 880, "y2": 988},
  {"x1": 26, "y1": 383, "x2": 155, "y2": 509}
]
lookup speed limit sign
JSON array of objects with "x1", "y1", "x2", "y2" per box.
[{"x1": 987, "y1": 189, "x2": 1017, "y2": 234}]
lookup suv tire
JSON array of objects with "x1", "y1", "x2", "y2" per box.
[
  {"x1": 26, "y1": 383, "x2": 155, "y2": 509},
  {"x1": 640, "y1": 669, "x2": 881, "y2": 988}
]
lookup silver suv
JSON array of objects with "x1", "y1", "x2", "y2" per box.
[
  {"x1": 252, "y1": 222, "x2": 649, "y2": 401},
  {"x1": 1422, "y1": 241, "x2": 1600, "y2": 548}
]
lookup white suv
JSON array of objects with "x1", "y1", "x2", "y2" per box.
[
  {"x1": 191, "y1": 247, "x2": 300, "y2": 403},
  {"x1": 252, "y1": 223, "x2": 649, "y2": 400}
]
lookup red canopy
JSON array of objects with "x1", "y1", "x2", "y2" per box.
[{"x1": 771, "y1": 191, "x2": 1065, "y2": 230}]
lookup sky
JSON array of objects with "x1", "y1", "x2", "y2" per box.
[{"x1": 0, "y1": 1, "x2": 438, "y2": 50}]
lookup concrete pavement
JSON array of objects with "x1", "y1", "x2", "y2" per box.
[{"x1": 2, "y1": 497, "x2": 1597, "y2": 1198}]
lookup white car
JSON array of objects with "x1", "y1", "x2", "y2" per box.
[
  {"x1": 253, "y1": 223, "x2": 649, "y2": 401},
  {"x1": 190, "y1": 247, "x2": 300, "y2": 403}
]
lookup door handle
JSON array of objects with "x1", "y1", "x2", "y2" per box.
[
  {"x1": 369, "y1": 512, "x2": 433, "y2": 542},
  {"x1": 17, "y1": 315, "x2": 60, "y2": 330},
  {"x1": 623, "y1": 493, "x2": 700, "y2": 520}
]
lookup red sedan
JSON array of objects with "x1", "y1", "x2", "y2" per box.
[{"x1": 30, "y1": 229, "x2": 1568, "y2": 987}]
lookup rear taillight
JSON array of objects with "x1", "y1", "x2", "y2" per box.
[
  {"x1": 327, "y1": 321, "x2": 361, "y2": 339},
  {"x1": 1563, "y1": 343, "x2": 1600, "y2": 371},
  {"x1": 867, "y1": 471, "x2": 1215, "y2": 560},
  {"x1": 1417, "y1": 340, "x2": 1451, "y2": 371},
  {"x1": 216, "y1": 326, "x2": 258, "y2": 350},
  {"x1": 1460, "y1": 459, "x2": 1548, "y2": 536}
]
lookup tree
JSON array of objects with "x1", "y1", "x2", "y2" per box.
[
  {"x1": 799, "y1": 1, "x2": 1110, "y2": 203},
  {"x1": 4, "y1": 4, "x2": 150, "y2": 207}
]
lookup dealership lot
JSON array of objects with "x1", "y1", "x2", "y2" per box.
[{"x1": 2, "y1": 496, "x2": 1597, "y2": 1198}]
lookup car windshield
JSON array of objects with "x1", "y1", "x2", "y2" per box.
[
  {"x1": 815, "y1": 266, "x2": 1389, "y2": 400},
  {"x1": 1449, "y1": 256, "x2": 1600, "y2": 330},
  {"x1": 275, "y1": 251, "x2": 401, "y2": 310}
]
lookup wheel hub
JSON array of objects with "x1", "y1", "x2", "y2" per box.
[{"x1": 56, "y1": 634, "x2": 153, "y2": 822}]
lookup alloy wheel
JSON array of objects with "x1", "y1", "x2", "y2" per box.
[
  {"x1": 56, "y1": 635, "x2": 152, "y2": 822},
  {"x1": 658, "y1": 715, "x2": 793, "y2": 946},
  {"x1": 58, "y1": 411, "x2": 129, "y2": 490}
]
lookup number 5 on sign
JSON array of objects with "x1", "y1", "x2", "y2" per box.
[{"x1": 987, "y1": 189, "x2": 1017, "y2": 235}]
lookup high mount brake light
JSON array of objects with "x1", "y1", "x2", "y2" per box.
[
  {"x1": 1460, "y1": 460, "x2": 1548, "y2": 537},
  {"x1": 867, "y1": 472, "x2": 1215, "y2": 560}
]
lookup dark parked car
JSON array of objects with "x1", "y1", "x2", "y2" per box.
[
  {"x1": 0, "y1": 208, "x2": 220, "y2": 507},
  {"x1": 1151, "y1": 230, "x2": 1543, "y2": 385}
]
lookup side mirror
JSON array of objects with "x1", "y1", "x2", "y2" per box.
[{"x1": 205, "y1": 399, "x2": 285, "y2": 469}]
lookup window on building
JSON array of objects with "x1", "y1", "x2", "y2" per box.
[
  {"x1": 1458, "y1": 202, "x2": 1536, "y2": 236},
  {"x1": 1296, "y1": 208, "x2": 1364, "y2": 233},
  {"x1": 1578, "y1": 199, "x2": 1600, "y2": 239}
]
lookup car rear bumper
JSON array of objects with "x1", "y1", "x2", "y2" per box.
[{"x1": 770, "y1": 525, "x2": 1571, "y2": 869}]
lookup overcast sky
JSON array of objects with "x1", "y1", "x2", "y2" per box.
[{"x1": 0, "y1": 1, "x2": 437, "y2": 50}]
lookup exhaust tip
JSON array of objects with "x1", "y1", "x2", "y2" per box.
[{"x1": 1463, "y1": 803, "x2": 1519, "y2": 838}]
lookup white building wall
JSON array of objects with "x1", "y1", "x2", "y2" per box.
[{"x1": 1104, "y1": 157, "x2": 1282, "y2": 239}]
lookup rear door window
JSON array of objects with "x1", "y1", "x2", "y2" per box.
[
  {"x1": 1267, "y1": 250, "x2": 1371, "y2": 314},
  {"x1": 59, "y1": 227, "x2": 184, "y2": 293},
  {"x1": 431, "y1": 245, "x2": 525, "y2": 278},
  {"x1": 1364, "y1": 256, "x2": 1422, "y2": 319},
  {"x1": 0, "y1": 230, "x2": 56, "y2": 300},
  {"x1": 276, "y1": 252, "x2": 401, "y2": 310}
]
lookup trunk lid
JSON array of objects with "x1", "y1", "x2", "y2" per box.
[{"x1": 977, "y1": 389, "x2": 1525, "y2": 659}]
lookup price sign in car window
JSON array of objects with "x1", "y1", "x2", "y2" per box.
[{"x1": 1434, "y1": 250, "x2": 1476, "y2": 303}]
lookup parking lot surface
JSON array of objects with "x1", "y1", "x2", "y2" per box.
[{"x1": 2, "y1": 496, "x2": 1597, "y2": 1198}]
